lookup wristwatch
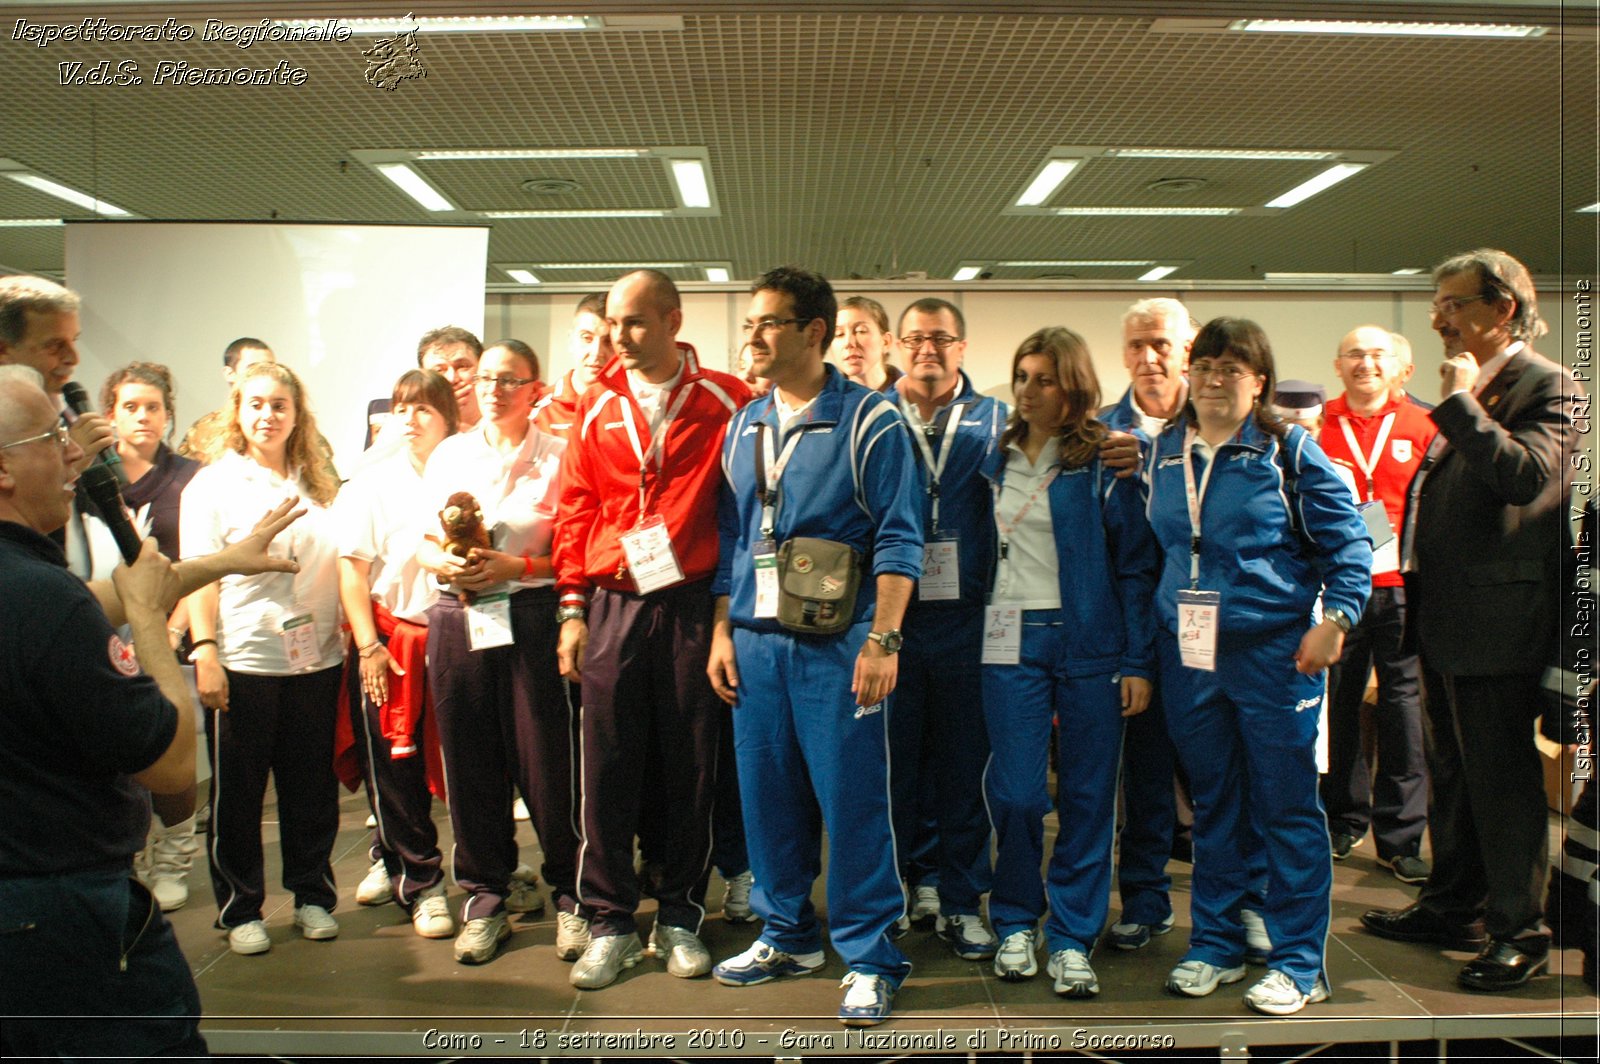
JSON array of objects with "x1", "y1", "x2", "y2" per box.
[
  {"x1": 555, "y1": 605, "x2": 588, "y2": 625},
  {"x1": 1323, "y1": 608, "x2": 1353, "y2": 634},
  {"x1": 866, "y1": 629, "x2": 904, "y2": 653}
]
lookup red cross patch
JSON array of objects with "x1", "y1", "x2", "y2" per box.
[{"x1": 108, "y1": 634, "x2": 141, "y2": 677}]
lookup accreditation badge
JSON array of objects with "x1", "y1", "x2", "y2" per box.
[
  {"x1": 980, "y1": 605, "x2": 1021, "y2": 665},
  {"x1": 753, "y1": 537, "x2": 779, "y2": 619},
  {"x1": 280, "y1": 614, "x2": 319, "y2": 670},
  {"x1": 620, "y1": 514, "x2": 685, "y2": 595},
  {"x1": 466, "y1": 592, "x2": 514, "y2": 651},
  {"x1": 918, "y1": 534, "x2": 960, "y2": 602},
  {"x1": 1176, "y1": 589, "x2": 1221, "y2": 672}
]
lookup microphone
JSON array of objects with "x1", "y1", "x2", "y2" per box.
[
  {"x1": 61, "y1": 381, "x2": 128, "y2": 486},
  {"x1": 79, "y1": 462, "x2": 143, "y2": 564}
]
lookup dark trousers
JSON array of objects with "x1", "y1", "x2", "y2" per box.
[
  {"x1": 710, "y1": 707, "x2": 749, "y2": 877},
  {"x1": 890, "y1": 605, "x2": 993, "y2": 916},
  {"x1": 348, "y1": 654, "x2": 442, "y2": 907},
  {"x1": 1322, "y1": 584, "x2": 1428, "y2": 858},
  {"x1": 428, "y1": 589, "x2": 580, "y2": 922},
  {"x1": 1417, "y1": 663, "x2": 1549, "y2": 940},
  {"x1": 576, "y1": 580, "x2": 721, "y2": 937},
  {"x1": 0, "y1": 871, "x2": 208, "y2": 1058},
  {"x1": 1117, "y1": 681, "x2": 1177, "y2": 925},
  {"x1": 207, "y1": 666, "x2": 342, "y2": 927}
]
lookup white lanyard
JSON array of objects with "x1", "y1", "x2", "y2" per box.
[
  {"x1": 618, "y1": 381, "x2": 693, "y2": 515},
  {"x1": 1336, "y1": 412, "x2": 1395, "y2": 502},
  {"x1": 1180, "y1": 428, "x2": 1220, "y2": 588},
  {"x1": 755, "y1": 421, "x2": 808, "y2": 538},
  {"x1": 991, "y1": 462, "x2": 1058, "y2": 563},
  {"x1": 901, "y1": 397, "x2": 963, "y2": 533}
]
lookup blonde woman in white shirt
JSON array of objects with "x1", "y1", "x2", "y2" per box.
[
  {"x1": 182, "y1": 362, "x2": 344, "y2": 956},
  {"x1": 414, "y1": 340, "x2": 583, "y2": 966}
]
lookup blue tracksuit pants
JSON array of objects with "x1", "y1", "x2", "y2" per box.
[
  {"x1": 1117, "y1": 684, "x2": 1176, "y2": 925},
  {"x1": 889, "y1": 605, "x2": 993, "y2": 916},
  {"x1": 731, "y1": 620, "x2": 911, "y2": 983},
  {"x1": 981, "y1": 611, "x2": 1124, "y2": 954},
  {"x1": 1158, "y1": 625, "x2": 1332, "y2": 992}
]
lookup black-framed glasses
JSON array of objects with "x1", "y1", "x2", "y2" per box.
[
  {"x1": 0, "y1": 424, "x2": 70, "y2": 451},
  {"x1": 741, "y1": 317, "x2": 811, "y2": 335},
  {"x1": 1430, "y1": 294, "x2": 1489, "y2": 316},
  {"x1": 899, "y1": 333, "x2": 963, "y2": 352},
  {"x1": 1188, "y1": 362, "x2": 1256, "y2": 383},
  {"x1": 473, "y1": 374, "x2": 535, "y2": 392}
]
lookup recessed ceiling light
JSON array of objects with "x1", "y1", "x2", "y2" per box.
[
  {"x1": 1230, "y1": 19, "x2": 1547, "y2": 39},
  {"x1": 1015, "y1": 159, "x2": 1081, "y2": 207},
  {"x1": 524, "y1": 262, "x2": 689, "y2": 269},
  {"x1": 0, "y1": 217, "x2": 64, "y2": 227},
  {"x1": 375, "y1": 163, "x2": 454, "y2": 211},
  {"x1": 278, "y1": 16, "x2": 601, "y2": 35},
  {"x1": 705, "y1": 267, "x2": 731, "y2": 283},
  {"x1": 1053, "y1": 206, "x2": 1240, "y2": 216},
  {"x1": 1391, "y1": 267, "x2": 1426, "y2": 275},
  {"x1": 3, "y1": 172, "x2": 130, "y2": 217},
  {"x1": 481, "y1": 210, "x2": 669, "y2": 218},
  {"x1": 1106, "y1": 148, "x2": 1339, "y2": 161},
  {"x1": 415, "y1": 149, "x2": 649, "y2": 160},
  {"x1": 951, "y1": 266, "x2": 983, "y2": 282},
  {"x1": 1263, "y1": 163, "x2": 1369, "y2": 208},
  {"x1": 505, "y1": 269, "x2": 541, "y2": 284},
  {"x1": 1139, "y1": 266, "x2": 1180, "y2": 281},
  {"x1": 1578, "y1": 203, "x2": 1600, "y2": 213},
  {"x1": 1002, "y1": 259, "x2": 1155, "y2": 267},
  {"x1": 669, "y1": 159, "x2": 712, "y2": 209}
]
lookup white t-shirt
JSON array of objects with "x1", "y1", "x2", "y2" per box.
[
  {"x1": 989, "y1": 437, "x2": 1063, "y2": 611},
  {"x1": 418, "y1": 424, "x2": 565, "y2": 596},
  {"x1": 335, "y1": 447, "x2": 437, "y2": 624},
  {"x1": 179, "y1": 450, "x2": 343, "y2": 675}
]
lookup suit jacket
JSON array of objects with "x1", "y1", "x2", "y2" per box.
[{"x1": 1407, "y1": 347, "x2": 1580, "y2": 676}]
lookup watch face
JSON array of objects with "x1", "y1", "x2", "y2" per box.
[{"x1": 879, "y1": 630, "x2": 903, "y2": 652}]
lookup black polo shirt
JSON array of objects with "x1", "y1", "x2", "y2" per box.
[{"x1": 0, "y1": 521, "x2": 176, "y2": 875}]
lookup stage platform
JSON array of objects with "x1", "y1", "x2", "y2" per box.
[{"x1": 168, "y1": 786, "x2": 1597, "y2": 1059}]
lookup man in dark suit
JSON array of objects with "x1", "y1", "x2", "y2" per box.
[{"x1": 1362, "y1": 249, "x2": 1581, "y2": 991}]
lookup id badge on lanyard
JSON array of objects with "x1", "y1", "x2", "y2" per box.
[
  {"x1": 280, "y1": 613, "x2": 320, "y2": 670},
  {"x1": 1177, "y1": 428, "x2": 1221, "y2": 671},
  {"x1": 752, "y1": 423, "x2": 804, "y2": 618},
  {"x1": 466, "y1": 591, "x2": 514, "y2": 651},
  {"x1": 753, "y1": 537, "x2": 779, "y2": 618},
  {"x1": 981, "y1": 605, "x2": 1021, "y2": 665},
  {"x1": 907, "y1": 399, "x2": 962, "y2": 603},
  {"x1": 621, "y1": 514, "x2": 684, "y2": 594},
  {"x1": 919, "y1": 534, "x2": 960, "y2": 602}
]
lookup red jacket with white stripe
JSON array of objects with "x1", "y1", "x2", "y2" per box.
[
  {"x1": 554, "y1": 344, "x2": 750, "y2": 604},
  {"x1": 1317, "y1": 392, "x2": 1437, "y2": 588},
  {"x1": 532, "y1": 370, "x2": 586, "y2": 441}
]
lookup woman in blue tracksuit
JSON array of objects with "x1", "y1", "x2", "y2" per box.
[
  {"x1": 981, "y1": 326, "x2": 1158, "y2": 998},
  {"x1": 1143, "y1": 317, "x2": 1370, "y2": 1016}
]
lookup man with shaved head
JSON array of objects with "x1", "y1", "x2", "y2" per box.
[
  {"x1": 1317, "y1": 325, "x2": 1436, "y2": 883},
  {"x1": 553, "y1": 269, "x2": 751, "y2": 989}
]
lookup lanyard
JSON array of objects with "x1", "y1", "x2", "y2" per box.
[
  {"x1": 901, "y1": 397, "x2": 962, "y2": 533},
  {"x1": 991, "y1": 458, "x2": 1059, "y2": 563},
  {"x1": 1336, "y1": 412, "x2": 1395, "y2": 501},
  {"x1": 618, "y1": 381, "x2": 693, "y2": 516},
  {"x1": 1180, "y1": 428, "x2": 1220, "y2": 588},
  {"x1": 754, "y1": 421, "x2": 807, "y2": 538}
]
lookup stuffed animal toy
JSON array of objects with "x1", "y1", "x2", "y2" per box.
[{"x1": 438, "y1": 491, "x2": 491, "y2": 601}]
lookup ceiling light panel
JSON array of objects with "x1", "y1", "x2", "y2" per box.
[
  {"x1": 1014, "y1": 159, "x2": 1081, "y2": 207},
  {"x1": 1229, "y1": 19, "x2": 1549, "y2": 39},
  {"x1": 375, "y1": 163, "x2": 455, "y2": 211},
  {"x1": 1264, "y1": 163, "x2": 1370, "y2": 208},
  {"x1": 0, "y1": 160, "x2": 132, "y2": 217}
]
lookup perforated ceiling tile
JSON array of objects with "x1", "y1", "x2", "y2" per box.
[{"x1": 0, "y1": 3, "x2": 1591, "y2": 282}]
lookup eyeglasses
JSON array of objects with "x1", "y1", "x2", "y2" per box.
[
  {"x1": 899, "y1": 333, "x2": 963, "y2": 352},
  {"x1": 741, "y1": 317, "x2": 810, "y2": 335},
  {"x1": 1430, "y1": 294, "x2": 1489, "y2": 317},
  {"x1": 473, "y1": 374, "x2": 534, "y2": 392},
  {"x1": 1337, "y1": 347, "x2": 1394, "y2": 362},
  {"x1": 1188, "y1": 362, "x2": 1257, "y2": 383},
  {"x1": 0, "y1": 424, "x2": 71, "y2": 451}
]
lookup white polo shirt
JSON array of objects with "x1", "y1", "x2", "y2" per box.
[
  {"x1": 179, "y1": 450, "x2": 343, "y2": 675},
  {"x1": 336, "y1": 448, "x2": 438, "y2": 624},
  {"x1": 990, "y1": 436, "x2": 1063, "y2": 611},
  {"x1": 418, "y1": 424, "x2": 565, "y2": 595}
]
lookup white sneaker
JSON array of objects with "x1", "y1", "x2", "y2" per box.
[
  {"x1": 570, "y1": 933, "x2": 644, "y2": 989},
  {"x1": 1244, "y1": 969, "x2": 1329, "y2": 1015},
  {"x1": 937, "y1": 912, "x2": 999, "y2": 960},
  {"x1": 1166, "y1": 958, "x2": 1248, "y2": 997},
  {"x1": 723, "y1": 869, "x2": 756, "y2": 923},
  {"x1": 555, "y1": 911, "x2": 592, "y2": 961},
  {"x1": 513, "y1": 796, "x2": 530, "y2": 821},
  {"x1": 649, "y1": 923, "x2": 712, "y2": 978},
  {"x1": 412, "y1": 884, "x2": 454, "y2": 939},
  {"x1": 145, "y1": 816, "x2": 197, "y2": 912},
  {"x1": 294, "y1": 904, "x2": 339, "y2": 941},
  {"x1": 356, "y1": 858, "x2": 393, "y2": 906},
  {"x1": 454, "y1": 913, "x2": 510, "y2": 964},
  {"x1": 505, "y1": 863, "x2": 545, "y2": 914},
  {"x1": 364, "y1": 813, "x2": 377, "y2": 829},
  {"x1": 1048, "y1": 948, "x2": 1099, "y2": 998},
  {"x1": 993, "y1": 929, "x2": 1039, "y2": 980},
  {"x1": 838, "y1": 970, "x2": 894, "y2": 1026},
  {"x1": 1242, "y1": 908, "x2": 1272, "y2": 964},
  {"x1": 909, "y1": 883, "x2": 941, "y2": 928},
  {"x1": 227, "y1": 920, "x2": 271, "y2": 955}
]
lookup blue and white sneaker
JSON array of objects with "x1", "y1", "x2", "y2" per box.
[
  {"x1": 1108, "y1": 912, "x2": 1176, "y2": 950},
  {"x1": 713, "y1": 940, "x2": 824, "y2": 986},
  {"x1": 937, "y1": 913, "x2": 998, "y2": 960},
  {"x1": 838, "y1": 970, "x2": 894, "y2": 1026}
]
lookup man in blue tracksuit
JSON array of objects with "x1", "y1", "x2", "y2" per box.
[
  {"x1": 707, "y1": 266, "x2": 923, "y2": 1027},
  {"x1": 887, "y1": 297, "x2": 1005, "y2": 959}
]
